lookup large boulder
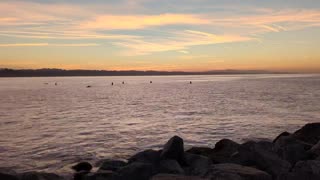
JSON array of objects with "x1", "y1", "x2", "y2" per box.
[
  {"x1": 20, "y1": 172, "x2": 65, "y2": 180},
  {"x1": 128, "y1": 149, "x2": 161, "y2": 165},
  {"x1": 292, "y1": 123, "x2": 320, "y2": 145},
  {"x1": 98, "y1": 159, "x2": 127, "y2": 172},
  {"x1": 278, "y1": 160, "x2": 320, "y2": 180},
  {"x1": 231, "y1": 141, "x2": 291, "y2": 178},
  {"x1": 158, "y1": 160, "x2": 184, "y2": 175},
  {"x1": 72, "y1": 162, "x2": 93, "y2": 172},
  {"x1": 274, "y1": 135, "x2": 312, "y2": 164},
  {"x1": 184, "y1": 153, "x2": 211, "y2": 176},
  {"x1": 209, "y1": 139, "x2": 240, "y2": 163},
  {"x1": 160, "y1": 136, "x2": 186, "y2": 166},
  {"x1": 151, "y1": 174, "x2": 207, "y2": 180},
  {"x1": 273, "y1": 132, "x2": 291, "y2": 143},
  {"x1": 115, "y1": 162, "x2": 154, "y2": 180},
  {"x1": 203, "y1": 163, "x2": 272, "y2": 180}
]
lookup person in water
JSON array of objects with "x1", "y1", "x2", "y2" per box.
[
  {"x1": 190, "y1": 81, "x2": 192, "y2": 84},
  {"x1": 150, "y1": 81, "x2": 152, "y2": 84},
  {"x1": 111, "y1": 82, "x2": 114, "y2": 86}
]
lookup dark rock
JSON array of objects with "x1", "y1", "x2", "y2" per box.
[
  {"x1": 186, "y1": 147, "x2": 213, "y2": 157},
  {"x1": 74, "y1": 171, "x2": 90, "y2": 180},
  {"x1": 0, "y1": 173, "x2": 19, "y2": 180},
  {"x1": 98, "y1": 160, "x2": 127, "y2": 172},
  {"x1": 84, "y1": 170, "x2": 114, "y2": 180},
  {"x1": 273, "y1": 131, "x2": 291, "y2": 143},
  {"x1": 128, "y1": 149, "x2": 161, "y2": 165},
  {"x1": 160, "y1": 136, "x2": 186, "y2": 166},
  {"x1": 278, "y1": 160, "x2": 320, "y2": 180},
  {"x1": 115, "y1": 162, "x2": 154, "y2": 180},
  {"x1": 204, "y1": 163, "x2": 272, "y2": 180},
  {"x1": 20, "y1": 172, "x2": 65, "y2": 180},
  {"x1": 231, "y1": 141, "x2": 291, "y2": 178},
  {"x1": 72, "y1": 162, "x2": 93, "y2": 172},
  {"x1": 151, "y1": 174, "x2": 207, "y2": 180},
  {"x1": 210, "y1": 139, "x2": 240, "y2": 163},
  {"x1": 309, "y1": 141, "x2": 320, "y2": 158},
  {"x1": 158, "y1": 160, "x2": 184, "y2": 174},
  {"x1": 184, "y1": 153, "x2": 211, "y2": 176},
  {"x1": 292, "y1": 123, "x2": 320, "y2": 145},
  {"x1": 274, "y1": 135, "x2": 312, "y2": 164}
]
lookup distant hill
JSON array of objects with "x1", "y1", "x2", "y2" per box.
[{"x1": 0, "y1": 68, "x2": 284, "y2": 77}]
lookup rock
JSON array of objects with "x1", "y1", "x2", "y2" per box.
[
  {"x1": 161, "y1": 136, "x2": 186, "y2": 166},
  {"x1": 128, "y1": 149, "x2": 161, "y2": 165},
  {"x1": 278, "y1": 160, "x2": 320, "y2": 180},
  {"x1": 74, "y1": 171, "x2": 90, "y2": 180},
  {"x1": 0, "y1": 172, "x2": 19, "y2": 180},
  {"x1": 115, "y1": 162, "x2": 154, "y2": 180},
  {"x1": 72, "y1": 162, "x2": 93, "y2": 172},
  {"x1": 84, "y1": 170, "x2": 114, "y2": 180},
  {"x1": 186, "y1": 147, "x2": 213, "y2": 157},
  {"x1": 232, "y1": 141, "x2": 291, "y2": 178},
  {"x1": 151, "y1": 174, "x2": 207, "y2": 180},
  {"x1": 292, "y1": 123, "x2": 320, "y2": 145},
  {"x1": 204, "y1": 163, "x2": 272, "y2": 180},
  {"x1": 210, "y1": 139, "x2": 240, "y2": 163},
  {"x1": 309, "y1": 141, "x2": 320, "y2": 158},
  {"x1": 98, "y1": 160, "x2": 127, "y2": 172},
  {"x1": 273, "y1": 131, "x2": 291, "y2": 143},
  {"x1": 158, "y1": 160, "x2": 184, "y2": 174},
  {"x1": 20, "y1": 172, "x2": 65, "y2": 180},
  {"x1": 184, "y1": 153, "x2": 211, "y2": 176},
  {"x1": 274, "y1": 135, "x2": 312, "y2": 164}
]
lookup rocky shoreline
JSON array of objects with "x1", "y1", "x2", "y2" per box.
[{"x1": 1, "y1": 122, "x2": 320, "y2": 180}]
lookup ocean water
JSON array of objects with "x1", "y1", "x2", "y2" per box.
[{"x1": 0, "y1": 74, "x2": 319, "y2": 175}]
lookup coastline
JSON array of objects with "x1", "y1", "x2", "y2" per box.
[{"x1": 1, "y1": 123, "x2": 320, "y2": 180}]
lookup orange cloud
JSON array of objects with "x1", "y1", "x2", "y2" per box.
[{"x1": 0, "y1": 43, "x2": 99, "y2": 47}]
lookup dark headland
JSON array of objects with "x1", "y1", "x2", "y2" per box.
[
  {"x1": 1, "y1": 122, "x2": 320, "y2": 180},
  {"x1": 0, "y1": 68, "x2": 284, "y2": 77}
]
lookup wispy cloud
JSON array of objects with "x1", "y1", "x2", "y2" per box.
[{"x1": 0, "y1": 43, "x2": 100, "y2": 47}]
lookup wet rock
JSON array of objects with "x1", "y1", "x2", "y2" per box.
[
  {"x1": 186, "y1": 147, "x2": 213, "y2": 157},
  {"x1": 98, "y1": 160, "x2": 127, "y2": 172},
  {"x1": 274, "y1": 135, "x2": 312, "y2": 164},
  {"x1": 115, "y1": 162, "x2": 154, "y2": 180},
  {"x1": 84, "y1": 170, "x2": 114, "y2": 180},
  {"x1": 151, "y1": 174, "x2": 207, "y2": 180},
  {"x1": 292, "y1": 123, "x2": 320, "y2": 145},
  {"x1": 20, "y1": 172, "x2": 65, "y2": 180},
  {"x1": 72, "y1": 162, "x2": 93, "y2": 172},
  {"x1": 204, "y1": 163, "x2": 272, "y2": 180},
  {"x1": 160, "y1": 136, "x2": 186, "y2": 166},
  {"x1": 273, "y1": 132, "x2": 291, "y2": 143},
  {"x1": 158, "y1": 160, "x2": 184, "y2": 174},
  {"x1": 278, "y1": 160, "x2": 320, "y2": 180},
  {"x1": 184, "y1": 153, "x2": 211, "y2": 176},
  {"x1": 232, "y1": 141, "x2": 291, "y2": 178},
  {"x1": 210, "y1": 139, "x2": 240, "y2": 163},
  {"x1": 128, "y1": 149, "x2": 161, "y2": 165}
]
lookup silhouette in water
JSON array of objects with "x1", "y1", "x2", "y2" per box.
[
  {"x1": 150, "y1": 81, "x2": 152, "y2": 84},
  {"x1": 55, "y1": 82, "x2": 57, "y2": 86},
  {"x1": 111, "y1": 82, "x2": 114, "y2": 86},
  {"x1": 190, "y1": 81, "x2": 192, "y2": 84},
  {"x1": 87, "y1": 85, "x2": 91, "y2": 88},
  {"x1": 122, "y1": 81, "x2": 124, "y2": 84}
]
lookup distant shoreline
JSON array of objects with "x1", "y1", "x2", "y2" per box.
[{"x1": 0, "y1": 68, "x2": 292, "y2": 77}]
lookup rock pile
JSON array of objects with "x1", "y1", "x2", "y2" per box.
[{"x1": 1, "y1": 123, "x2": 320, "y2": 180}]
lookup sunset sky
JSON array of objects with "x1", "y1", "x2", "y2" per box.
[{"x1": 0, "y1": 0, "x2": 320, "y2": 72}]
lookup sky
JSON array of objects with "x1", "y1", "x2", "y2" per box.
[{"x1": 0, "y1": 0, "x2": 320, "y2": 72}]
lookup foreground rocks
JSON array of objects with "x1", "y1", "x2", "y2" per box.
[{"x1": 1, "y1": 123, "x2": 320, "y2": 180}]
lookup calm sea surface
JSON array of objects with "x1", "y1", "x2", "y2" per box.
[{"x1": 0, "y1": 74, "x2": 320, "y2": 174}]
